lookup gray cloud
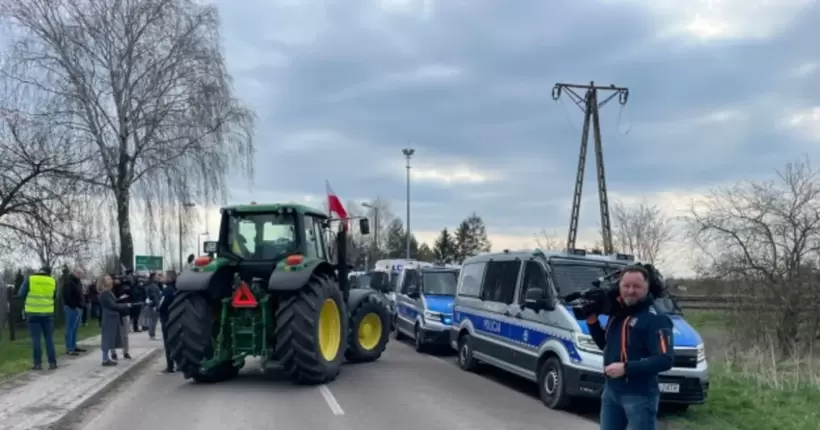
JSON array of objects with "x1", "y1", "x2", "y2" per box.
[{"x1": 213, "y1": 0, "x2": 820, "y2": 246}]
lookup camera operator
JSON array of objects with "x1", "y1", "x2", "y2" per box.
[{"x1": 586, "y1": 266, "x2": 674, "y2": 430}]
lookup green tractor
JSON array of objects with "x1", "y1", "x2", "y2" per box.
[{"x1": 166, "y1": 202, "x2": 392, "y2": 384}]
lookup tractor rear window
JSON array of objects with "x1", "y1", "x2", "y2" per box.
[{"x1": 228, "y1": 212, "x2": 298, "y2": 260}]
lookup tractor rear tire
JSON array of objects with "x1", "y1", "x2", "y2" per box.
[
  {"x1": 166, "y1": 292, "x2": 239, "y2": 384},
  {"x1": 274, "y1": 273, "x2": 347, "y2": 385},
  {"x1": 345, "y1": 295, "x2": 390, "y2": 363}
]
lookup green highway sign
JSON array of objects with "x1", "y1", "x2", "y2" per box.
[{"x1": 135, "y1": 255, "x2": 163, "y2": 272}]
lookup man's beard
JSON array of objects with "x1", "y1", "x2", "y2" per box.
[{"x1": 621, "y1": 297, "x2": 639, "y2": 306}]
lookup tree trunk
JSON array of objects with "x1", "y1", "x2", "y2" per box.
[{"x1": 116, "y1": 188, "x2": 135, "y2": 272}]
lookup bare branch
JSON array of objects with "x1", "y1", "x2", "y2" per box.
[
  {"x1": 612, "y1": 199, "x2": 675, "y2": 264},
  {"x1": 1, "y1": 0, "x2": 256, "y2": 270}
]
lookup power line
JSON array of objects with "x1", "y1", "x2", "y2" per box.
[{"x1": 552, "y1": 81, "x2": 629, "y2": 254}]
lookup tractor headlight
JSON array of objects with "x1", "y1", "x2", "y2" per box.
[
  {"x1": 697, "y1": 343, "x2": 706, "y2": 362},
  {"x1": 573, "y1": 333, "x2": 602, "y2": 355}
]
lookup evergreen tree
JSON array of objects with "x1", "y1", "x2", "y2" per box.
[
  {"x1": 384, "y1": 218, "x2": 419, "y2": 258},
  {"x1": 433, "y1": 227, "x2": 456, "y2": 263},
  {"x1": 465, "y1": 212, "x2": 492, "y2": 253},
  {"x1": 417, "y1": 243, "x2": 436, "y2": 262},
  {"x1": 454, "y1": 213, "x2": 492, "y2": 261},
  {"x1": 453, "y1": 220, "x2": 470, "y2": 263}
]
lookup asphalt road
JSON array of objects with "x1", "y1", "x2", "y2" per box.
[{"x1": 70, "y1": 339, "x2": 598, "y2": 430}]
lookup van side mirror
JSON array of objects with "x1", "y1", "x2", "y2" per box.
[
  {"x1": 407, "y1": 285, "x2": 420, "y2": 298},
  {"x1": 523, "y1": 288, "x2": 555, "y2": 312},
  {"x1": 359, "y1": 218, "x2": 370, "y2": 235}
]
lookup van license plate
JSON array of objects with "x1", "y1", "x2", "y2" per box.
[{"x1": 659, "y1": 383, "x2": 680, "y2": 393}]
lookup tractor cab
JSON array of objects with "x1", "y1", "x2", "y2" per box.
[{"x1": 193, "y1": 202, "x2": 368, "y2": 294}]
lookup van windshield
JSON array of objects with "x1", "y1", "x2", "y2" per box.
[
  {"x1": 550, "y1": 261, "x2": 622, "y2": 298},
  {"x1": 422, "y1": 270, "x2": 458, "y2": 295}
]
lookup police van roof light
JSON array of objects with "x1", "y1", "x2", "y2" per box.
[
  {"x1": 615, "y1": 253, "x2": 634, "y2": 261},
  {"x1": 568, "y1": 248, "x2": 586, "y2": 256}
]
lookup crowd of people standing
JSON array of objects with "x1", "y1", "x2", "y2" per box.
[{"x1": 19, "y1": 255, "x2": 193, "y2": 372}]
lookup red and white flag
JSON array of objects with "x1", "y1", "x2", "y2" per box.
[{"x1": 325, "y1": 180, "x2": 349, "y2": 230}]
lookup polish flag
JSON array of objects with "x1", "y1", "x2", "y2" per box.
[{"x1": 326, "y1": 180, "x2": 349, "y2": 230}]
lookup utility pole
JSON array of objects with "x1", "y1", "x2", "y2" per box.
[
  {"x1": 552, "y1": 81, "x2": 629, "y2": 255},
  {"x1": 402, "y1": 148, "x2": 415, "y2": 259}
]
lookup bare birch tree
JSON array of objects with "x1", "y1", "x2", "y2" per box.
[
  {"x1": 6, "y1": 186, "x2": 97, "y2": 268},
  {"x1": 534, "y1": 228, "x2": 562, "y2": 250},
  {"x1": 611, "y1": 200, "x2": 674, "y2": 264},
  {"x1": 687, "y1": 156, "x2": 820, "y2": 355},
  {"x1": 1, "y1": 0, "x2": 255, "y2": 270},
  {"x1": 0, "y1": 84, "x2": 89, "y2": 226}
]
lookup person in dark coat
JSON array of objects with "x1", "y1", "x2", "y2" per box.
[
  {"x1": 98, "y1": 275, "x2": 131, "y2": 366},
  {"x1": 61, "y1": 268, "x2": 86, "y2": 355},
  {"x1": 110, "y1": 276, "x2": 133, "y2": 360},
  {"x1": 157, "y1": 270, "x2": 177, "y2": 373},
  {"x1": 143, "y1": 273, "x2": 162, "y2": 339}
]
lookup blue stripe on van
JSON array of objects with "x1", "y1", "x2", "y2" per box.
[{"x1": 454, "y1": 310, "x2": 583, "y2": 363}]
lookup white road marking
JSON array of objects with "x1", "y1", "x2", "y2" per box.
[{"x1": 319, "y1": 384, "x2": 345, "y2": 416}]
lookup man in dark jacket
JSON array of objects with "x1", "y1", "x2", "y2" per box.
[
  {"x1": 129, "y1": 274, "x2": 146, "y2": 332},
  {"x1": 144, "y1": 273, "x2": 162, "y2": 339},
  {"x1": 587, "y1": 266, "x2": 674, "y2": 430},
  {"x1": 61, "y1": 268, "x2": 86, "y2": 355},
  {"x1": 157, "y1": 270, "x2": 177, "y2": 373}
]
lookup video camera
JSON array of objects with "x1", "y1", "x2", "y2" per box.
[{"x1": 565, "y1": 263, "x2": 668, "y2": 320}]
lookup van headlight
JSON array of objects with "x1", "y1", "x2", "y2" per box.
[
  {"x1": 423, "y1": 311, "x2": 442, "y2": 322},
  {"x1": 573, "y1": 333, "x2": 602, "y2": 355},
  {"x1": 697, "y1": 343, "x2": 706, "y2": 362}
]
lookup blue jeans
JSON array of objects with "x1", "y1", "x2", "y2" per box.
[
  {"x1": 64, "y1": 306, "x2": 82, "y2": 352},
  {"x1": 600, "y1": 385, "x2": 660, "y2": 430},
  {"x1": 27, "y1": 315, "x2": 57, "y2": 365}
]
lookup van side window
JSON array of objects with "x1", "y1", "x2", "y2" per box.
[
  {"x1": 457, "y1": 262, "x2": 485, "y2": 297},
  {"x1": 400, "y1": 270, "x2": 418, "y2": 294},
  {"x1": 481, "y1": 260, "x2": 520, "y2": 305},
  {"x1": 519, "y1": 260, "x2": 549, "y2": 303}
]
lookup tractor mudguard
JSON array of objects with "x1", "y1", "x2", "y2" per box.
[
  {"x1": 347, "y1": 288, "x2": 373, "y2": 311},
  {"x1": 267, "y1": 260, "x2": 335, "y2": 292},
  {"x1": 176, "y1": 270, "x2": 212, "y2": 292},
  {"x1": 176, "y1": 267, "x2": 234, "y2": 299}
]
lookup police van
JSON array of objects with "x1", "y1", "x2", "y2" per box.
[
  {"x1": 371, "y1": 259, "x2": 420, "y2": 322},
  {"x1": 393, "y1": 263, "x2": 461, "y2": 351},
  {"x1": 449, "y1": 249, "x2": 708, "y2": 410}
]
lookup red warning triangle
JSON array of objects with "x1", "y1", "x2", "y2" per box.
[{"x1": 231, "y1": 282, "x2": 257, "y2": 308}]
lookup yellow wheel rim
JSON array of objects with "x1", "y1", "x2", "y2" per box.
[
  {"x1": 318, "y1": 298, "x2": 342, "y2": 361},
  {"x1": 357, "y1": 313, "x2": 383, "y2": 351}
]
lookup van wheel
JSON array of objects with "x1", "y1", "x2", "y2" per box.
[
  {"x1": 538, "y1": 357, "x2": 571, "y2": 409},
  {"x1": 457, "y1": 334, "x2": 479, "y2": 372},
  {"x1": 414, "y1": 325, "x2": 425, "y2": 352}
]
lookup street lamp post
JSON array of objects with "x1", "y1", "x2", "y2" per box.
[
  {"x1": 402, "y1": 148, "x2": 415, "y2": 259},
  {"x1": 362, "y1": 202, "x2": 379, "y2": 269},
  {"x1": 179, "y1": 202, "x2": 196, "y2": 270}
]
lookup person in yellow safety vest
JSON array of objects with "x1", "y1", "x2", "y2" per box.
[{"x1": 17, "y1": 267, "x2": 59, "y2": 370}]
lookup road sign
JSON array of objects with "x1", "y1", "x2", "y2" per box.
[{"x1": 135, "y1": 255, "x2": 163, "y2": 272}]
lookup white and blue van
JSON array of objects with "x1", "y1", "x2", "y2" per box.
[
  {"x1": 393, "y1": 263, "x2": 461, "y2": 351},
  {"x1": 449, "y1": 249, "x2": 708, "y2": 410}
]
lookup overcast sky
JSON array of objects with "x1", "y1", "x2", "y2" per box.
[{"x1": 127, "y1": 0, "x2": 819, "y2": 275}]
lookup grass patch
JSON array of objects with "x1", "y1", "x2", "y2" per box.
[
  {"x1": 681, "y1": 310, "x2": 730, "y2": 331},
  {"x1": 666, "y1": 362, "x2": 820, "y2": 430},
  {"x1": 0, "y1": 324, "x2": 101, "y2": 379}
]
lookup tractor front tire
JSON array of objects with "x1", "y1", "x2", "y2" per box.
[
  {"x1": 345, "y1": 295, "x2": 390, "y2": 363},
  {"x1": 166, "y1": 292, "x2": 239, "y2": 384},
  {"x1": 274, "y1": 273, "x2": 347, "y2": 385}
]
